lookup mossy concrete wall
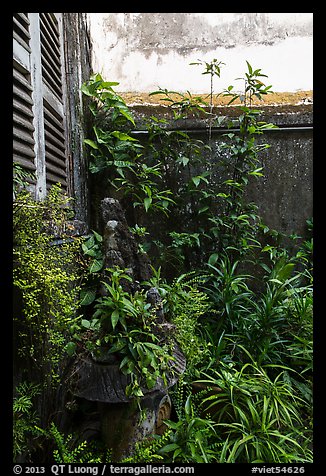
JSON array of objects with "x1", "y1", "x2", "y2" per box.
[{"x1": 126, "y1": 100, "x2": 313, "y2": 239}]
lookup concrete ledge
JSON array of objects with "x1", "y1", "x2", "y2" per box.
[
  {"x1": 121, "y1": 90, "x2": 312, "y2": 107},
  {"x1": 119, "y1": 91, "x2": 313, "y2": 130}
]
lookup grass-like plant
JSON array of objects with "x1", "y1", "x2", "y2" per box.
[{"x1": 196, "y1": 348, "x2": 312, "y2": 463}]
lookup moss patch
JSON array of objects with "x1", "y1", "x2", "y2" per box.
[{"x1": 120, "y1": 90, "x2": 312, "y2": 107}]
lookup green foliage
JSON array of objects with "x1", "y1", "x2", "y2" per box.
[
  {"x1": 13, "y1": 162, "x2": 36, "y2": 196},
  {"x1": 13, "y1": 59, "x2": 312, "y2": 464},
  {"x1": 121, "y1": 432, "x2": 171, "y2": 463},
  {"x1": 139, "y1": 59, "x2": 312, "y2": 464},
  {"x1": 202, "y1": 254, "x2": 253, "y2": 337},
  {"x1": 147, "y1": 62, "x2": 276, "y2": 275},
  {"x1": 157, "y1": 394, "x2": 221, "y2": 463},
  {"x1": 81, "y1": 230, "x2": 104, "y2": 275},
  {"x1": 197, "y1": 354, "x2": 312, "y2": 463},
  {"x1": 78, "y1": 266, "x2": 176, "y2": 399},
  {"x1": 168, "y1": 282, "x2": 212, "y2": 382},
  {"x1": 38, "y1": 423, "x2": 112, "y2": 463},
  {"x1": 13, "y1": 382, "x2": 41, "y2": 461},
  {"x1": 82, "y1": 74, "x2": 176, "y2": 216},
  {"x1": 13, "y1": 184, "x2": 83, "y2": 381}
]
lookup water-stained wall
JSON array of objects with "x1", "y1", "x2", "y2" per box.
[{"x1": 87, "y1": 13, "x2": 313, "y2": 93}]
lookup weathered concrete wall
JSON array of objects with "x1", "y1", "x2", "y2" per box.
[
  {"x1": 127, "y1": 101, "x2": 312, "y2": 237},
  {"x1": 87, "y1": 13, "x2": 313, "y2": 93},
  {"x1": 248, "y1": 123, "x2": 313, "y2": 238},
  {"x1": 86, "y1": 12, "x2": 313, "y2": 240}
]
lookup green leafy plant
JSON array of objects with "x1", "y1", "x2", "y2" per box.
[
  {"x1": 202, "y1": 254, "x2": 253, "y2": 338},
  {"x1": 76, "y1": 230, "x2": 105, "y2": 311},
  {"x1": 82, "y1": 74, "x2": 176, "y2": 217},
  {"x1": 168, "y1": 282, "x2": 212, "y2": 382},
  {"x1": 120, "y1": 431, "x2": 171, "y2": 463},
  {"x1": 141, "y1": 62, "x2": 276, "y2": 278},
  {"x1": 89, "y1": 267, "x2": 149, "y2": 333},
  {"x1": 13, "y1": 184, "x2": 83, "y2": 383},
  {"x1": 78, "y1": 266, "x2": 176, "y2": 399},
  {"x1": 13, "y1": 382, "x2": 41, "y2": 461},
  {"x1": 37, "y1": 423, "x2": 112, "y2": 463},
  {"x1": 197, "y1": 352, "x2": 312, "y2": 463},
  {"x1": 157, "y1": 394, "x2": 220, "y2": 463},
  {"x1": 13, "y1": 162, "x2": 36, "y2": 196},
  {"x1": 75, "y1": 60, "x2": 313, "y2": 463}
]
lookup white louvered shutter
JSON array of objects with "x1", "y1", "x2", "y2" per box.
[
  {"x1": 39, "y1": 13, "x2": 68, "y2": 191},
  {"x1": 13, "y1": 13, "x2": 36, "y2": 183},
  {"x1": 13, "y1": 13, "x2": 69, "y2": 198}
]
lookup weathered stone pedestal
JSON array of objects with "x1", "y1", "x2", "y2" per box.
[
  {"x1": 65, "y1": 197, "x2": 186, "y2": 459},
  {"x1": 98, "y1": 392, "x2": 171, "y2": 461},
  {"x1": 67, "y1": 348, "x2": 185, "y2": 460}
]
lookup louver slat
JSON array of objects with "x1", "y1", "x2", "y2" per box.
[
  {"x1": 13, "y1": 62, "x2": 36, "y2": 174},
  {"x1": 40, "y1": 13, "x2": 68, "y2": 190},
  {"x1": 39, "y1": 28, "x2": 62, "y2": 74},
  {"x1": 40, "y1": 13, "x2": 63, "y2": 100},
  {"x1": 43, "y1": 99, "x2": 67, "y2": 189},
  {"x1": 39, "y1": 13, "x2": 61, "y2": 55},
  {"x1": 13, "y1": 13, "x2": 31, "y2": 52}
]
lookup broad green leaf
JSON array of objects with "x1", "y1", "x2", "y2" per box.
[
  {"x1": 65, "y1": 341, "x2": 77, "y2": 357},
  {"x1": 101, "y1": 81, "x2": 120, "y2": 88},
  {"x1": 160, "y1": 443, "x2": 180, "y2": 453},
  {"x1": 246, "y1": 60, "x2": 252, "y2": 74},
  {"x1": 145, "y1": 372, "x2": 157, "y2": 388},
  {"x1": 84, "y1": 139, "x2": 99, "y2": 149},
  {"x1": 185, "y1": 395, "x2": 191, "y2": 416},
  {"x1": 144, "y1": 197, "x2": 152, "y2": 212},
  {"x1": 120, "y1": 355, "x2": 131, "y2": 371},
  {"x1": 269, "y1": 278, "x2": 283, "y2": 285},
  {"x1": 260, "y1": 263, "x2": 271, "y2": 273},
  {"x1": 262, "y1": 245, "x2": 274, "y2": 252},
  {"x1": 176, "y1": 156, "x2": 189, "y2": 166},
  {"x1": 208, "y1": 253, "x2": 219, "y2": 265},
  {"x1": 119, "y1": 108, "x2": 135, "y2": 126},
  {"x1": 81, "y1": 243, "x2": 89, "y2": 254},
  {"x1": 277, "y1": 263, "x2": 295, "y2": 282},
  {"x1": 249, "y1": 168, "x2": 264, "y2": 176},
  {"x1": 84, "y1": 249, "x2": 97, "y2": 258},
  {"x1": 81, "y1": 83, "x2": 95, "y2": 97},
  {"x1": 89, "y1": 258, "x2": 104, "y2": 273},
  {"x1": 111, "y1": 309, "x2": 120, "y2": 330},
  {"x1": 192, "y1": 176, "x2": 201, "y2": 187},
  {"x1": 111, "y1": 131, "x2": 138, "y2": 142},
  {"x1": 92, "y1": 230, "x2": 103, "y2": 242},
  {"x1": 198, "y1": 206, "x2": 209, "y2": 214},
  {"x1": 80, "y1": 288, "x2": 97, "y2": 306}
]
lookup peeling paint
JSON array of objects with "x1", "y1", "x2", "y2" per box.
[{"x1": 87, "y1": 13, "x2": 313, "y2": 93}]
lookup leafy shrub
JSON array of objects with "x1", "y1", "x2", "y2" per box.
[
  {"x1": 157, "y1": 394, "x2": 221, "y2": 463},
  {"x1": 13, "y1": 184, "x2": 83, "y2": 383}
]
